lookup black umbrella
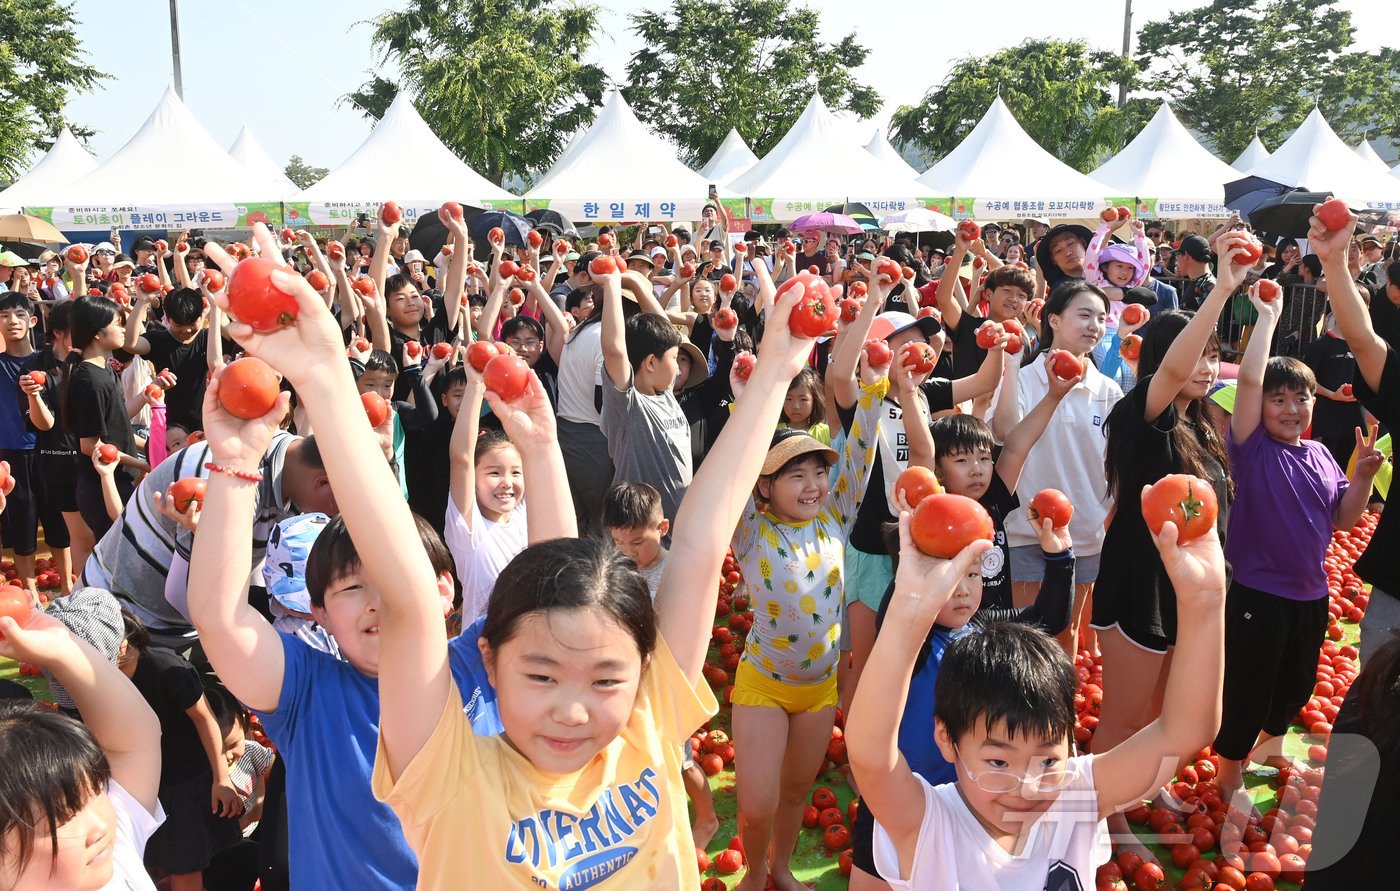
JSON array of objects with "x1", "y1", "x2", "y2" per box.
[
  {"x1": 407, "y1": 212, "x2": 452, "y2": 261},
  {"x1": 1223, "y1": 176, "x2": 1293, "y2": 219},
  {"x1": 1247, "y1": 191, "x2": 1343, "y2": 239},
  {"x1": 525, "y1": 208, "x2": 577, "y2": 237},
  {"x1": 467, "y1": 209, "x2": 532, "y2": 249},
  {"x1": 824, "y1": 202, "x2": 880, "y2": 231}
]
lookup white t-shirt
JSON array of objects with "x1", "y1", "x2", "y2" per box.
[
  {"x1": 998, "y1": 359, "x2": 1122, "y2": 554},
  {"x1": 556, "y1": 321, "x2": 605, "y2": 426},
  {"x1": 103, "y1": 780, "x2": 164, "y2": 891},
  {"x1": 873, "y1": 755, "x2": 1109, "y2": 891},
  {"x1": 444, "y1": 491, "x2": 529, "y2": 622}
]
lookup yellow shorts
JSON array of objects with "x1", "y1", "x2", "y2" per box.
[{"x1": 731, "y1": 659, "x2": 838, "y2": 714}]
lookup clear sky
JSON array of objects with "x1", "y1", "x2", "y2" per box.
[{"x1": 50, "y1": 0, "x2": 1393, "y2": 173}]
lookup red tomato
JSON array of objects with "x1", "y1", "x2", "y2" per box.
[
  {"x1": 1141, "y1": 474, "x2": 1218, "y2": 543},
  {"x1": 902, "y1": 265, "x2": 915, "y2": 280},
  {"x1": 432, "y1": 342, "x2": 453, "y2": 360},
  {"x1": 817, "y1": 807, "x2": 844, "y2": 829},
  {"x1": 218, "y1": 357, "x2": 281, "y2": 420},
  {"x1": 776, "y1": 271, "x2": 837, "y2": 338},
  {"x1": 306, "y1": 270, "x2": 329, "y2": 292},
  {"x1": 1228, "y1": 232, "x2": 1263, "y2": 265},
  {"x1": 720, "y1": 273, "x2": 737, "y2": 292},
  {"x1": 228, "y1": 242, "x2": 251, "y2": 261},
  {"x1": 1316, "y1": 197, "x2": 1350, "y2": 232},
  {"x1": 811, "y1": 786, "x2": 838, "y2": 810},
  {"x1": 1243, "y1": 873, "x2": 1274, "y2": 891},
  {"x1": 680, "y1": 262, "x2": 697, "y2": 278},
  {"x1": 598, "y1": 233, "x2": 615, "y2": 250},
  {"x1": 279, "y1": 227, "x2": 295, "y2": 244},
  {"x1": 900, "y1": 341, "x2": 936, "y2": 374},
  {"x1": 918, "y1": 305, "x2": 942, "y2": 322},
  {"x1": 839, "y1": 848, "x2": 854, "y2": 877},
  {"x1": 1254, "y1": 279, "x2": 1281, "y2": 303},
  {"x1": 874, "y1": 256, "x2": 902, "y2": 284},
  {"x1": 1048, "y1": 349, "x2": 1085, "y2": 380},
  {"x1": 1001, "y1": 318, "x2": 1025, "y2": 355},
  {"x1": 488, "y1": 226, "x2": 505, "y2": 244},
  {"x1": 1120, "y1": 303, "x2": 1148, "y2": 326},
  {"x1": 713, "y1": 308, "x2": 738, "y2": 330},
  {"x1": 714, "y1": 848, "x2": 743, "y2": 874},
  {"x1": 170, "y1": 477, "x2": 207, "y2": 512},
  {"x1": 361, "y1": 392, "x2": 391, "y2": 427},
  {"x1": 839, "y1": 298, "x2": 863, "y2": 323},
  {"x1": 380, "y1": 202, "x2": 402, "y2": 225},
  {"x1": 823, "y1": 824, "x2": 851, "y2": 850},
  {"x1": 1132, "y1": 862, "x2": 1165, "y2": 891},
  {"x1": 1340, "y1": 383, "x2": 1353, "y2": 397},
  {"x1": 910, "y1": 493, "x2": 994, "y2": 558},
  {"x1": 732, "y1": 352, "x2": 756, "y2": 381},
  {"x1": 957, "y1": 219, "x2": 980, "y2": 241},
  {"x1": 107, "y1": 284, "x2": 130, "y2": 307},
  {"x1": 352, "y1": 277, "x2": 376, "y2": 297},
  {"x1": 226, "y1": 258, "x2": 299, "y2": 333},
  {"x1": 154, "y1": 239, "x2": 168, "y2": 251},
  {"x1": 144, "y1": 384, "x2": 163, "y2": 400},
  {"x1": 1115, "y1": 205, "x2": 1132, "y2": 221},
  {"x1": 498, "y1": 260, "x2": 519, "y2": 279},
  {"x1": 25, "y1": 370, "x2": 46, "y2": 386},
  {"x1": 405, "y1": 341, "x2": 423, "y2": 360},
  {"x1": 733, "y1": 242, "x2": 747, "y2": 254},
  {"x1": 975, "y1": 320, "x2": 1003, "y2": 349},
  {"x1": 1119, "y1": 334, "x2": 1142, "y2": 360},
  {"x1": 895, "y1": 466, "x2": 942, "y2": 506},
  {"x1": 467, "y1": 341, "x2": 503, "y2": 372},
  {"x1": 326, "y1": 241, "x2": 345, "y2": 261},
  {"x1": 441, "y1": 244, "x2": 453, "y2": 256},
  {"x1": 588, "y1": 255, "x2": 616, "y2": 276},
  {"x1": 863, "y1": 338, "x2": 892, "y2": 367},
  {"x1": 136, "y1": 273, "x2": 161, "y2": 294},
  {"x1": 526, "y1": 229, "x2": 543, "y2": 248},
  {"x1": 97, "y1": 443, "x2": 119, "y2": 464},
  {"x1": 483, "y1": 354, "x2": 530, "y2": 401},
  {"x1": 66, "y1": 245, "x2": 88, "y2": 263},
  {"x1": 508, "y1": 287, "x2": 525, "y2": 306},
  {"x1": 175, "y1": 241, "x2": 188, "y2": 253},
  {"x1": 701, "y1": 878, "x2": 726, "y2": 891},
  {"x1": 1100, "y1": 207, "x2": 1120, "y2": 223},
  {"x1": 440, "y1": 201, "x2": 463, "y2": 221},
  {"x1": 1029, "y1": 488, "x2": 1073, "y2": 528},
  {"x1": 664, "y1": 235, "x2": 678, "y2": 248},
  {"x1": 848, "y1": 280, "x2": 868, "y2": 298},
  {"x1": 0, "y1": 585, "x2": 32, "y2": 632}
]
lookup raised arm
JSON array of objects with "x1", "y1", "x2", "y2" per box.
[
  {"x1": 296, "y1": 230, "x2": 337, "y2": 310},
  {"x1": 1093, "y1": 516, "x2": 1226, "y2": 818},
  {"x1": 1145, "y1": 233, "x2": 1250, "y2": 421},
  {"x1": 172, "y1": 234, "x2": 192, "y2": 289},
  {"x1": 895, "y1": 367, "x2": 935, "y2": 468},
  {"x1": 832, "y1": 275, "x2": 891, "y2": 409},
  {"x1": 0, "y1": 611, "x2": 162, "y2": 813},
  {"x1": 1335, "y1": 425, "x2": 1382, "y2": 531},
  {"x1": 1308, "y1": 205, "x2": 1387, "y2": 390},
  {"x1": 369, "y1": 205, "x2": 395, "y2": 298},
  {"x1": 936, "y1": 237, "x2": 971, "y2": 332},
  {"x1": 847, "y1": 516, "x2": 991, "y2": 880},
  {"x1": 123, "y1": 291, "x2": 155, "y2": 354},
  {"x1": 438, "y1": 211, "x2": 470, "y2": 331},
  {"x1": 996, "y1": 363, "x2": 1077, "y2": 491},
  {"x1": 656, "y1": 281, "x2": 821, "y2": 684},
  {"x1": 1229, "y1": 283, "x2": 1280, "y2": 445},
  {"x1": 948, "y1": 333, "x2": 1007, "y2": 404},
  {"x1": 598, "y1": 267, "x2": 631, "y2": 390},
  {"x1": 448, "y1": 369, "x2": 486, "y2": 528}
]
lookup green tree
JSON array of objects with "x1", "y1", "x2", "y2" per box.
[
  {"x1": 890, "y1": 39, "x2": 1145, "y2": 174},
  {"x1": 0, "y1": 0, "x2": 107, "y2": 180},
  {"x1": 346, "y1": 0, "x2": 607, "y2": 187},
  {"x1": 623, "y1": 0, "x2": 880, "y2": 167},
  {"x1": 1136, "y1": 0, "x2": 1400, "y2": 160},
  {"x1": 283, "y1": 155, "x2": 330, "y2": 190}
]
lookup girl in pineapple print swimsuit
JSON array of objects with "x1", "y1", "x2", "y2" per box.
[{"x1": 727, "y1": 370, "x2": 885, "y2": 891}]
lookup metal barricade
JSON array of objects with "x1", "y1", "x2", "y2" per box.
[{"x1": 1143, "y1": 275, "x2": 1328, "y2": 362}]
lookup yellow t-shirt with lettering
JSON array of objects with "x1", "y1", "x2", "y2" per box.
[{"x1": 372, "y1": 637, "x2": 717, "y2": 890}]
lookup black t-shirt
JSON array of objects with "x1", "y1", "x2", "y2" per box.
[
  {"x1": 977, "y1": 470, "x2": 1020, "y2": 611},
  {"x1": 388, "y1": 297, "x2": 455, "y2": 400},
  {"x1": 1094, "y1": 378, "x2": 1231, "y2": 644},
  {"x1": 131, "y1": 646, "x2": 208, "y2": 787},
  {"x1": 66, "y1": 360, "x2": 137, "y2": 485},
  {"x1": 1303, "y1": 332, "x2": 1364, "y2": 439},
  {"x1": 405, "y1": 410, "x2": 455, "y2": 537},
  {"x1": 795, "y1": 251, "x2": 831, "y2": 277},
  {"x1": 1352, "y1": 350, "x2": 1400, "y2": 597},
  {"x1": 19, "y1": 350, "x2": 77, "y2": 454},
  {"x1": 841, "y1": 378, "x2": 956, "y2": 554},
  {"x1": 949, "y1": 310, "x2": 990, "y2": 380},
  {"x1": 143, "y1": 327, "x2": 229, "y2": 432},
  {"x1": 1368, "y1": 297, "x2": 1400, "y2": 352}
]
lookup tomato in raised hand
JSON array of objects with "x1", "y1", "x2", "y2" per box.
[
  {"x1": 351, "y1": 277, "x2": 376, "y2": 297},
  {"x1": 24, "y1": 370, "x2": 46, "y2": 387},
  {"x1": 713, "y1": 307, "x2": 738, "y2": 330},
  {"x1": 498, "y1": 260, "x2": 519, "y2": 279},
  {"x1": 66, "y1": 245, "x2": 88, "y2": 263},
  {"x1": 588, "y1": 255, "x2": 617, "y2": 276},
  {"x1": 957, "y1": 219, "x2": 980, "y2": 241},
  {"x1": 228, "y1": 243, "x2": 251, "y2": 261},
  {"x1": 467, "y1": 340, "x2": 505, "y2": 372},
  {"x1": 1120, "y1": 303, "x2": 1148, "y2": 326},
  {"x1": 1141, "y1": 473, "x2": 1217, "y2": 543},
  {"x1": 380, "y1": 201, "x2": 402, "y2": 225},
  {"x1": 975, "y1": 320, "x2": 1003, "y2": 349},
  {"x1": 227, "y1": 257, "x2": 299, "y2": 333},
  {"x1": 431, "y1": 342, "x2": 453, "y2": 360},
  {"x1": 1029, "y1": 488, "x2": 1073, "y2": 528},
  {"x1": 527, "y1": 229, "x2": 543, "y2": 248},
  {"x1": 361, "y1": 392, "x2": 391, "y2": 427},
  {"x1": 441, "y1": 201, "x2": 463, "y2": 221},
  {"x1": 218, "y1": 357, "x2": 281, "y2": 419},
  {"x1": 900, "y1": 341, "x2": 936, "y2": 374},
  {"x1": 873, "y1": 256, "x2": 902, "y2": 285},
  {"x1": 137, "y1": 273, "x2": 161, "y2": 294},
  {"x1": 306, "y1": 270, "x2": 329, "y2": 292},
  {"x1": 839, "y1": 298, "x2": 863, "y2": 323},
  {"x1": 775, "y1": 271, "x2": 836, "y2": 338},
  {"x1": 849, "y1": 280, "x2": 868, "y2": 298},
  {"x1": 326, "y1": 241, "x2": 345, "y2": 261},
  {"x1": 97, "y1": 443, "x2": 119, "y2": 464},
  {"x1": 1119, "y1": 334, "x2": 1142, "y2": 360},
  {"x1": 508, "y1": 287, "x2": 525, "y2": 305},
  {"x1": 1316, "y1": 197, "x2": 1350, "y2": 232},
  {"x1": 483, "y1": 354, "x2": 530, "y2": 401},
  {"x1": 720, "y1": 273, "x2": 737, "y2": 292},
  {"x1": 488, "y1": 226, "x2": 505, "y2": 244},
  {"x1": 863, "y1": 338, "x2": 892, "y2": 367},
  {"x1": 732, "y1": 352, "x2": 756, "y2": 381},
  {"x1": 1049, "y1": 349, "x2": 1085, "y2": 380},
  {"x1": 895, "y1": 466, "x2": 942, "y2": 507},
  {"x1": 280, "y1": 227, "x2": 296, "y2": 244},
  {"x1": 910, "y1": 493, "x2": 994, "y2": 558},
  {"x1": 1001, "y1": 318, "x2": 1025, "y2": 354},
  {"x1": 170, "y1": 477, "x2": 207, "y2": 512},
  {"x1": 1254, "y1": 279, "x2": 1281, "y2": 303}
]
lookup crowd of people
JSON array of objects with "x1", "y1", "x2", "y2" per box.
[{"x1": 0, "y1": 196, "x2": 1398, "y2": 890}]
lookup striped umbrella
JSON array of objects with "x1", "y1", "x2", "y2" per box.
[{"x1": 824, "y1": 202, "x2": 880, "y2": 230}]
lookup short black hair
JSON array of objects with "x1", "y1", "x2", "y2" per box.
[
  {"x1": 601, "y1": 482, "x2": 663, "y2": 530},
  {"x1": 305, "y1": 513, "x2": 455, "y2": 609},
  {"x1": 565, "y1": 287, "x2": 594, "y2": 311},
  {"x1": 1386, "y1": 260, "x2": 1400, "y2": 289},
  {"x1": 204, "y1": 683, "x2": 249, "y2": 737},
  {"x1": 440, "y1": 365, "x2": 468, "y2": 391},
  {"x1": 624, "y1": 311, "x2": 680, "y2": 371},
  {"x1": 501, "y1": 315, "x2": 544, "y2": 342},
  {"x1": 931, "y1": 414, "x2": 996, "y2": 459},
  {"x1": 1262, "y1": 355, "x2": 1317, "y2": 396},
  {"x1": 467, "y1": 294, "x2": 487, "y2": 308},
  {"x1": 361, "y1": 350, "x2": 399, "y2": 377},
  {"x1": 164, "y1": 287, "x2": 204, "y2": 326},
  {"x1": 1301, "y1": 255, "x2": 1323, "y2": 278},
  {"x1": 935, "y1": 623, "x2": 1077, "y2": 746},
  {"x1": 0, "y1": 290, "x2": 35, "y2": 316}
]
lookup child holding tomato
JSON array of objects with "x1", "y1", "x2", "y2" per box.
[
  {"x1": 1089, "y1": 233, "x2": 1253, "y2": 865},
  {"x1": 847, "y1": 511, "x2": 1227, "y2": 891},
  {"x1": 1211, "y1": 282, "x2": 1382, "y2": 805}
]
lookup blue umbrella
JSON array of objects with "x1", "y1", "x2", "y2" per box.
[{"x1": 467, "y1": 208, "x2": 532, "y2": 249}]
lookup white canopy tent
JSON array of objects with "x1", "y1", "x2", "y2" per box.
[
  {"x1": 1232, "y1": 136, "x2": 1271, "y2": 172},
  {"x1": 699, "y1": 129, "x2": 758, "y2": 185},
  {"x1": 34, "y1": 87, "x2": 287, "y2": 231},
  {"x1": 295, "y1": 92, "x2": 518, "y2": 226},
  {"x1": 915, "y1": 97, "x2": 1111, "y2": 220},
  {"x1": 726, "y1": 93, "x2": 922, "y2": 222},
  {"x1": 1354, "y1": 139, "x2": 1391, "y2": 174},
  {"x1": 864, "y1": 128, "x2": 921, "y2": 181},
  {"x1": 228, "y1": 126, "x2": 298, "y2": 198},
  {"x1": 1089, "y1": 102, "x2": 1237, "y2": 218},
  {"x1": 0, "y1": 128, "x2": 99, "y2": 214},
  {"x1": 527, "y1": 89, "x2": 725, "y2": 223},
  {"x1": 1243, "y1": 108, "x2": 1400, "y2": 211}
]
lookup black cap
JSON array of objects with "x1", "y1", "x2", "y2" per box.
[{"x1": 1178, "y1": 234, "x2": 1211, "y2": 263}]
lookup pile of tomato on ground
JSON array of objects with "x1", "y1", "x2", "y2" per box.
[{"x1": 691, "y1": 511, "x2": 1378, "y2": 890}]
